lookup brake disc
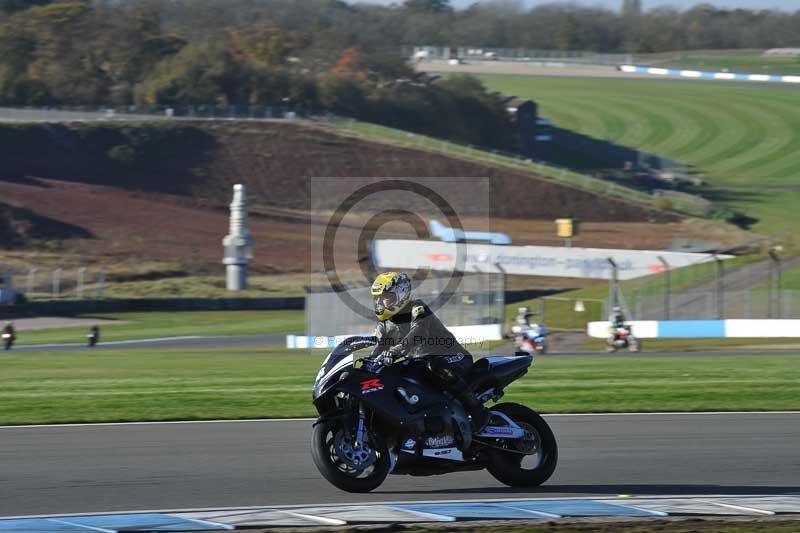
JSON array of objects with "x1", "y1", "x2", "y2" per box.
[
  {"x1": 515, "y1": 422, "x2": 540, "y2": 455},
  {"x1": 334, "y1": 430, "x2": 376, "y2": 469}
]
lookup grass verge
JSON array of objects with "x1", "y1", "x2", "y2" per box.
[
  {"x1": 1, "y1": 348, "x2": 797, "y2": 425},
  {"x1": 269, "y1": 519, "x2": 800, "y2": 533},
  {"x1": 578, "y1": 337, "x2": 800, "y2": 352},
  {"x1": 316, "y1": 119, "x2": 707, "y2": 216}
]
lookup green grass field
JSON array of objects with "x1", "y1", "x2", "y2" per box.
[
  {"x1": 14, "y1": 310, "x2": 304, "y2": 345},
  {"x1": 1, "y1": 347, "x2": 797, "y2": 425},
  {"x1": 476, "y1": 75, "x2": 800, "y2": 233}
]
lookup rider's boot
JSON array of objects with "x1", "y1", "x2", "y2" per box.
[{"x1": 458, "y1": 392, "x2": 491, "y2": 433}]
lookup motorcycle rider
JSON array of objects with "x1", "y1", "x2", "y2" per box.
[
  {"x1": 87, "y1": 325, "x2": 100, "y2": 347},
  {"x1": 370, "y1": 271, "x2": 490, "y2": 432},
  {"x1": 609, "y1": 306, "x2": 626, "y2": 329},
  {"x1": 514, "y1": 306, "x2": 540, "y2": 331},
  {"x1": 2, "y1": 321, "x2": 16, "y2": 350}
]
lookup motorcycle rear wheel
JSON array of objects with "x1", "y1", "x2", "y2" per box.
[
  {"x1": 311, "y1": 419, "x2": 390, "y2": 493},
  {"x1": 486, "y1": 403, "x2": 558, "y2": 488}
]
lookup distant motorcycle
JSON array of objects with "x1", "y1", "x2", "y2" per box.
[
  {"x1": 513, "y1": 324, "x2": 549, "y2": 355},
  {"x1": 87, "y1": 327, "x2": 99, "y2": 348},
  {"x1": 606, "y1": 325, "x2": 640, "y2": 352},
  {"x1": 2, "y1": 332, "x2": 14, "y2": 350},
  {"x1": 311, "y1": 336, "x2": 558, "y2": 493}
]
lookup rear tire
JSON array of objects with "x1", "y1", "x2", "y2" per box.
[
  {"x1": 486, "y1": 403, "x2": 558, "y2": 488},
  {"x1": 311, "y1": 419, "x2": 390, "y2": 493}
]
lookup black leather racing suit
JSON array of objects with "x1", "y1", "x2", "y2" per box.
[{"x1": 371, "y1": 299, "x2": 487, "y2": 428}]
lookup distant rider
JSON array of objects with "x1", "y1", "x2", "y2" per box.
[
  {"x1": 2, "y1": 321, "x2": 16, "y2": 349},
  {"x1": 511, "y1": 306, "x2": 533, "y2": 337},
  {"x1": 370, "y1": 272, "x2": 490, "y2": 432},
  {"x1": 609, "y1": 306, "x2": 626, "y2": 329}
]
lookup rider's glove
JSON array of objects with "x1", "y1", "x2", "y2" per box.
[{"x1": 376, "y1": 350, "x2": 394, "y2": 366}]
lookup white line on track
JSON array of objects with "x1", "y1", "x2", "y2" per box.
[
  {"x1": 3, "y1": 494, "x2": 797, "y2": 520},
  {"x1": 15, "y1": 336, "x2": 208, "y2": 349},
  {"x1": 709, "y1": 502, "x2": 776, "y2": 515},
  {"x1": 0, "y1": 411, "x2": 798, "y2": 430}
]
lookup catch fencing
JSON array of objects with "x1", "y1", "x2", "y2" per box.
[
  {"x1": 523, "y1": 296, "x2": 605, "y2": 332},
  {"x1": 624, "y1": 289, "x2": 800, "y2": 321},
  {"x1": 610, "y1": 257, "x2": 800, "y2": 321},
  {"x1": 305, "y1": 272, "x2": 504, "y2": 337},
  {"x1": 0, "y1": 105, "x2": 318, "y2": 122},
  {"x1": 406, "y1": 46, "x2": 631, "y2": 66},
  {"x1": 1, "y1": 268, "x2": 107, "y2": 301}
]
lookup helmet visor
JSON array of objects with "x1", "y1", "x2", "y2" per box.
[{"x1": 374, "y1": 291, "x2": 399, "y2": 314}]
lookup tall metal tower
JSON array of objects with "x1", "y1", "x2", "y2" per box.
[{"x1": 223, "y1": 184, "x2": 253, "y2": 291}]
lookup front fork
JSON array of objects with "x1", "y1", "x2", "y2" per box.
[{"x1": 354, "y1": 401, "x2": 366, "y2": 449}]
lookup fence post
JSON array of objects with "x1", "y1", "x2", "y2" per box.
[
  {"x1": 715, "y1": 255, "x2": 724, "y2": 319},
  {"x1": 658, "y1": 256, "x2": 670, "y2": 320},
  {"x1": 26, "y1": 268, "x2": 37, "y2": 296},
  {"x1": 746, "y1": 289, "x2": 752, "y2": 319},
  {"x1": 77, "y1": 267, "x2": 86, "y2": 299},
  {"x1": 52, "y1": 268, "x2": 62, "y2": 299},
  {"x1": 95, "y1": 269, "x2": 106, "y2": 299},
  {"x1": 494, "y1": 263, "x2": 506, "y2": 327},
  {"x1": 769, "y1": 248, "x2": 782, "y2": 319},
  {"x1": 607, "y1": 258, "x2": 619, "y2": 310}
]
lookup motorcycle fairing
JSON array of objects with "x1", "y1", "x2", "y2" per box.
[
  {"x1": 313, "y1": 336, "x2": 377, "y2": 400},
  {"x1": 330, "y1": 365, "x2": 461, "y2": 435}
]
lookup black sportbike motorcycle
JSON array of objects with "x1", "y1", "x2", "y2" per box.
[{"x1": 311, "y1": 336, "x2": 558, "y2": 492}]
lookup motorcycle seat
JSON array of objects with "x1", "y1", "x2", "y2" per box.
[{"x1": 468, "y1": 355, "x2": 532, "y2": 391}]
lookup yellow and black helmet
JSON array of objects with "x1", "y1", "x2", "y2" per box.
[{"x1": 371, "y1": 272, "x2": 412, "y2": 321}]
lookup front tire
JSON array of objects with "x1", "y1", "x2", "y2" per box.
[
  {"x1": 311, "y1": 419, "x2": 390, "y2": 493},
  {"x1": 486, "y1": 403, "x2": 558, "y2": 488}
]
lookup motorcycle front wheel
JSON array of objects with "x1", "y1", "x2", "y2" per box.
[
  {"x1": 311, "y1": 418, "x2": 390, "y2": 493},
  {"x1": 486, "y1": 403, "x2": 558, "y2": 488}
]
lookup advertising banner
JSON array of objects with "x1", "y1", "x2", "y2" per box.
[{"x1": 372, "y1": 239, "x2": 729, "y2": 280}]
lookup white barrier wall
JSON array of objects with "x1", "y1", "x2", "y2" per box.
[
  {"x1": 588, "y1": 321, "x2": 659, "y2": 338},
  {"x1": 287, "y1": 323, "x2": 504, "y2": 349},
  {"x1": 724, "y1": 320, "x2": 800, "y2": 338},
  {"x1": 373, "y1": 239, "x2": 728, "y2": 280},
  {"x1": 620, "y1": 65, "x2": 800, "y2": 84},
  {"x1": 588, "y1": 320, "x2": 800, "y2": 339}
]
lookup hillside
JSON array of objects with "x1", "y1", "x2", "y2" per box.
[{"x1": 0, "y1": 119, "x2": 733, "y2": 287}]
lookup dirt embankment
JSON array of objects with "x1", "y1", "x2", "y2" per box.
[{"x1": 0, "y1": 120, "x2": 682, "y2": 273}]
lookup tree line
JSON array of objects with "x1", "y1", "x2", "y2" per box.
[{"x1": 1, "y1": 0, "x2": 797, "y2": 147}]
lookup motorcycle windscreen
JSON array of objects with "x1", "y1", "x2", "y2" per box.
[{"x1": 313, "y1": 336, "x2": 376, "y2": 399}]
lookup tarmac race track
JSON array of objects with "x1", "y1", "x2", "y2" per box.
[{"x1": 1, "y1": 413, "x2": 798, "y2": 517}]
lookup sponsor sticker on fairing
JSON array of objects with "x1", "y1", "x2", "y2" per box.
[
  {"x1": 403, "y1": 438, "x2": 416, "y2": 450},
  {"x1": 425, "y1": 434, "x2": 455, "y2": 448},
  {"x1": 484, "y1": 426, "x2": 515, "y2": 436},
  {"x1": 360, "y1": 378, "x2": 384, "y2": 394}
]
